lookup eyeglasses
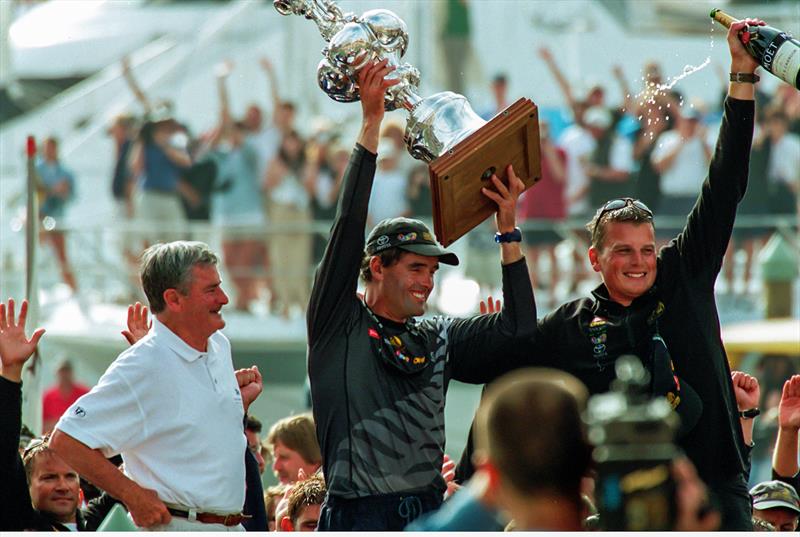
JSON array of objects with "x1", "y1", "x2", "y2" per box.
[{"x1": 597, "y1": 198, "x2": 653, "y2": 221}]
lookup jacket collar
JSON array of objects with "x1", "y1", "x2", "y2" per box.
[{"x1": 590, "y1": 283, "x2": 658, "y2": 316}]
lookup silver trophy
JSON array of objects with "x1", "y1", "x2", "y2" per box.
[{"x1": 273, "y1": 0, "x2": 487, "y2": 162}]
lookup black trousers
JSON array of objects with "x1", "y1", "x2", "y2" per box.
[
  {"x1": 317, "y1": 489, "x2": 442, "y2": 531},
  {"x1": 711, "y1": 472, "x2": 752, "y2": 531}
]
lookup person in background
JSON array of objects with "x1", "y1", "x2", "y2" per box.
[
  {"x1": 280, "y1": 474, "x2": 326, "y2": 532},
  {"x1": 264, "y1": 414, "x2": 321, "y2": 485},
  {"x1": 750, "y1": 481, "x2": 800, "y2": 532},
  {"x1": 246, "y1": 415, "x2": 266, "y2": 475},
  {"x1": 264, "y1": 484, "x2": 288, "y2": 531},
  {"x1": 36, "y1": 136, "x2": 78, "y2": 291},
  {"x1": 264, "y1": 130, "x2": 311, "y2": 318},
  {"x1": 42, "y1": 358, "x2": 89, "y2": 434},
  {"x1": 516, "y1": 119, "x2": 567, "y2": 302},
  {"x1": 763, "y1": 108, "x2": 800, "y2": 218}
]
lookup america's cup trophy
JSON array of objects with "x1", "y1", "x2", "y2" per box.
[{"x1": 275, "y1": 0, "x2": 540, "y2": 245}]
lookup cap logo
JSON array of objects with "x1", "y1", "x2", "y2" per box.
[
  {"x1": 376, "y1": 235, "x2": 389, "y2": 246},
  {"x1": 397, "y1": 232, "x2": 417, "y2": 242},
  {"x1": 422, "y1": 232, "x2": 433, "y2": 242}
]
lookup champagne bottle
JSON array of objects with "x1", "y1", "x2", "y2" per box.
[{"x1": 710, "y1": 8, "x2": 800, "y2": 89}]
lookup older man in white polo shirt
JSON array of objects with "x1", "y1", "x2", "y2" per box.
[{"x1": 50, "y1": 241, "x2": 263, "y2": 530}]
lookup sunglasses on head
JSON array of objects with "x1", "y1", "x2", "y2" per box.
[{"x1": 597, "y1": 198, "x2": 653, "y2": 220}]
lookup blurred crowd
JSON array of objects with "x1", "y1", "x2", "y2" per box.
[{"x1": 35, "y1": 49, "x2": 799, "y2": 313}]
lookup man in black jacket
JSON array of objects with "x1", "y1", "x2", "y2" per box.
[
  {"x1": 307, "y1": 60, "x2": 536, "y2": 531},
  {"x1": 0, "y1": 298, "x2": 100, "y2": 531},
  {"x1": 456, "y1": 18, "x2": 764, "y2": 531}
]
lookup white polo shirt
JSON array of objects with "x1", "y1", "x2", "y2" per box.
[
  {"x1": 56, "y1": 318, "x2": 246, "y2": 514},
  {"x1": 651, "y1": 130, "x2": 710, "y2": 197}
]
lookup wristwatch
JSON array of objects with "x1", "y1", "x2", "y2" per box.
[
  {"x1": 730, "y1": 72, "x2": 760, "y2": 84},
  {"x1": 739, "y1": 408, "x2": 761, "y2": 420},
  {"x1": 495, "y1": 228, "x2": 523, "y2": 244}
]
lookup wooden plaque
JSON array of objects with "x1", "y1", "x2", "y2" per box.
[{"x1": 429, "y1": 98, "x2": 541, "y2": 247}]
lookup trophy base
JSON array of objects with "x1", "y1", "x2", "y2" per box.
[{"x1": 428, "y1": 97, "x2": 541, "y2": 247}]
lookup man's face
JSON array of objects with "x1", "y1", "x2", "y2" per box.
[
  {"x1": 271, "y1": 441, "x2": 316, "y2": 484},
  {"x1": 28, "y1": 452, "x2": 80, "y2": 523},
  {"x1": 245, "y1": 429, "x2": 265, "y2": 474},
  {"x1": 174, "y1": 264, "x2": 229, "y2": 339},
  {"x1": 373, "y1": 252, "x2": 439, "y2": 321},
  {"x1": 294, "y1": 504, "x2": 321, "y2": 531},
  {"x1": 754, "y1": 508, "x2": 800, "y2": 532},
  {"x1": 589, "y1": 222, "x2": 657, "y2": 306}
]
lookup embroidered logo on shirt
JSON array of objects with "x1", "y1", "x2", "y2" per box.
[
  {"x1": 648, "y1": 301, "x2": 666, "y2": 325},
  {"x1": 588, "y1": 316, "x2": 609, "y2": 371},
  {"x1": 74, "y1": 406, "x2": 86, "y2": 417}
]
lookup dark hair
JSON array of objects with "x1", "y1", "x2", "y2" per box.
[
  {"x1": 140, "y1": 241, "x2": 218, "y2": 313},
  {"x1": 360, "y1": 247, "x2": 406, "y2": 282},
  {"x1": 475, "y1": 369, "x2": 591, "y2": 500},
  {"x1": 287, "y1": 474, "x2": 326, "y2": 524},
  {"x1": 586, "y1": 204, "x2": 654, "y2": 250},
  {"x1": 278, "y1": 130, "x2": 306, "y2": 173},
  {"x1": 246, "y1": 415, "x2": 263, "y2": 434}
]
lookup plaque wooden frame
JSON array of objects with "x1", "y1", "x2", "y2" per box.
[{"x1": 428, "y1": 98, "x2": 541, "y2": 247}]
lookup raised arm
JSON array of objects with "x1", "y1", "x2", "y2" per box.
[
  {"x1": 731, "y1": 371, "x2": 760, "y2": 447},
  {"x1": 259, "y1": 57, "x2": 282, "y2": 128},
  {"x1": 306, "y1": 60, "x2": 398, "y2": 342},
  {"x1": 121, "y1": 57, "x2": 153, "y2": 116},
  {"x1": 773, "y1": 375, "x2": 800, "y2": 479},
  {"x1": 662, "y1": 18, "x2": 757, "y2": 280},
  {"x1": 538, "y1": 47, "x2": 579, "y2": 117},
  {"x1": 612, "y1": 64, "x2": 635, "y2": 114},
  {"x1": 0, "y1": 299, "x2": 45, "y2": 384},
  {"x1": 444, "y1": 168, "x2": 537, "y2": 383}
]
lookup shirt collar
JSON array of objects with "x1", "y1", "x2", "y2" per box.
[{"x1": 152, "y1": 317, "x2": 209, "y2": 362}]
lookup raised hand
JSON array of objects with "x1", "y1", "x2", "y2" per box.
[
  {"x1": 121, "y1": 302, "x2": 152, "y2": 346},
  {"x1": 481, "y1": 164, "x2": 525, "y2": 234},
  {"x1": 727, "y1": 18, "x2": 764, "y2": 73},
  {"x1": 779, "y1": 375, "x2": 800, "y2": 432},
  {"x1": 0, "y1": 299, "x2": 45, "y2": 382},
  {"x1": 236, "y1": 365, "x2": 263, "y2": 412},
  {"x1": 730, "y1": 370, "x2": 760, "y2": 410},
  {"x1": 356, "y1": 59, "x2": 399, "y2": 146},
  {"x1": 479, "y1": 296, "x2": 501, "y2": 315}
]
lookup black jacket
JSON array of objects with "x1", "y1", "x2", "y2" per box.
[
  {"x1": 0, "y1": 376, "x2": 118, "y2": 531},
  {"x1": 307, "y1": 144, "x2": 537, "y2": 499},
  {"x1": 459, "y1": 97, "x2": 754, "y2": 487}
]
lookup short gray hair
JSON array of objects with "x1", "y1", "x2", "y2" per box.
[{"x1": 140, "y1": 241, "x2": 218, "y2": 313}]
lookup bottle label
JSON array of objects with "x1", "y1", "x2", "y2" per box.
[{"x1": 763, "y1": 33, "x2": 800, "y2": 84}]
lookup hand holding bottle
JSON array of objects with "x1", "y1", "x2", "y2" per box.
[{"x1": 726, "y1": 18, "x2": 764, "y2": 74}]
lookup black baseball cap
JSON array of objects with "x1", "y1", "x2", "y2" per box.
[
  {"x1": 366, "y1": 217, "x2": 459, "y2": 266},
  {"x1": 750, "y1": 481, "x2": 800, "y2": 514}
]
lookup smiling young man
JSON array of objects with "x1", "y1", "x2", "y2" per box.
[
  {"x1": 50, "y1": 241, "x2": 264, "y2": 530},
  {"x1": 456, "y1": 18, "x2": 762, "y2": 531},
  {"x1": 306, "y1": 60, "x2": 536, "y2": 531},
  {"x1": 23, "y1": 439, "x2": 83, "y2": 531}
]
